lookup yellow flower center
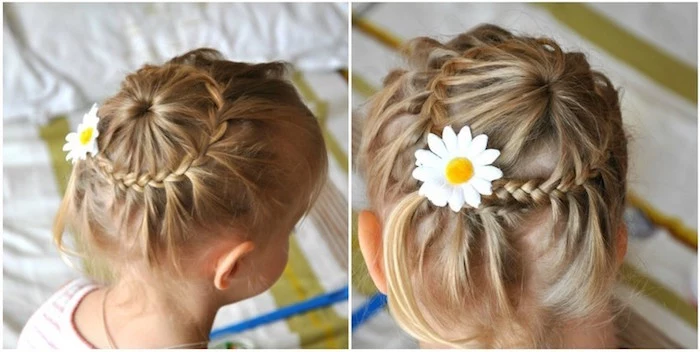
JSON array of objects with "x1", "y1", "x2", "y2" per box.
[
  {"x1": 445, "y1": 157, "x2": 474, "y2": 185},
  {"x1": 79, "y1": 127, "x2": 94, "y2": 145}
]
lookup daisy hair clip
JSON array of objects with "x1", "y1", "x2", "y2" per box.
[
  {"x1": 412, "y1": 125, "x2": 503, "y2": 212},
  {"x1": 63, "y1": 103, "x2": 100, "y2": 164}
]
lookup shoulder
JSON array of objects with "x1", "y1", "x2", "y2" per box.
[{"x1": 17, "y1": 277, "x2": 101, "y2": 349}]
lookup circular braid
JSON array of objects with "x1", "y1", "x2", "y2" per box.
[
  {"x1": 407, "y1": 37, "x2": 606, "y2": 210},
  {"x1": 93, "y1": 77, "x2": 228, "y2": 193}
]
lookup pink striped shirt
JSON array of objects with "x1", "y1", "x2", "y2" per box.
[{"x1": 17, "y1": 278, "x2": 100, "y2": 349}]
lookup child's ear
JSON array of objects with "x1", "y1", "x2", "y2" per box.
[
  {"x1": 213, "y1": 241, "x2": 256, "y2": 291},
  {"x1": 358, "y1": 210, "x2": 387, "y2": 294}
]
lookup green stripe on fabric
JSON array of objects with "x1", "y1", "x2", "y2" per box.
[
  {"x1": 537, "y1": 3, "x2": 697, "y2": 103},
  {"x1": 351, "y1": 73, "x2": 378, "y2": 99},
  {"x1": 292, "y1": 71, "x2": 349, "y2": 174},
  {"x1": 269, "y1": 236, "x2": 348, "y2": 348},
  {"x1": 628, "y1": 192, "x2": 697, "y2": 250},
  {"x1": 323, "y1": 128, "x2": 349, "y2": 174},
  {"x1": 620, "y1": 263, "x2": 698, "y2": 327},
  {"x1": 352, "y1": 14, "x2": 402, "y2": 50},
  {"x1": 38, "y1": 116, "x2": 72, "y2": 195}
]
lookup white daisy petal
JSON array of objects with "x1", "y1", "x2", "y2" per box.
[
  {"x1": 84, "y1": 115, "x2": 98, "y2": 126},
  {"x1": 65, "y1": 132, "x2": 77, "y2": 143},
  {"x1": 414, "y1": 123, "x2": 502, "y2": 211},
  {"x1": 429, "y1": 184, "x2": 451, "y2": 207},
  {"x1": 421, "y1": 182, "x2": 441, "y2": 197},
  {"x1": 462, "y1": 184, "x2": 482, "y2": 208},
  {"x1": 473, "y1": 149, "x2": 500, "y2": 166},
  {"x1": 65, "y1": 149, "x2": 75, "y2": 161},
  {"x1": 475, "y1": 165, "x2": 503, "y2": 181},
  {"x1": 419, "y1": 183, "x2": 431, "y2": 197},
  {"x1": 84, "y1": 104, "x2": 99, "y2": 122},
  {"x1": 64, "y1": 103, "x2": 101, "y2": 163},
  {"x1": 412, "y1": 167, "x2": 428, "y2": 182},
  {"x1": 442, "y1": 126, "x2": 458, "y2": 154},
  {"x1": 412, "y1": 166, "x2": 442, "y2": 182},
  {"x1": 470, "y1": 177, "x2": 493, "y2": 195},
  {"x1": 427, "y1": 133, "x2": 448, "y2": 158},
  {"x1": 88, "y1": 103, "x2": 99, "y2": 116},
  {"x1": 89, "y1": 143, "x2": 99, "y2": 157},
  {"x1": 457, "y1": 125, "x2": 473, "y2": 151},
  {"x1": 467, "y1": 134, "x2": 488, "y2": 158},
  {"x1": 448, "y1": 188, "x2": 465, "y2": 212},
  {"x1": 415, "y1": 149, "x2": 441, "y2": 167}
]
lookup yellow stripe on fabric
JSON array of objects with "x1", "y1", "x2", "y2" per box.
[
  {"x1": 628, "y1": 192, "x2": 697, "y2": 250},
  {"x1": 620, "y1": 263, "x2": 698, "y2": 328},
  {"x1": 337, "y1": 68, "x2": 349, "y2": 82},
  {"x1": 38, "y1": 116, "x2": 114, "y2": 282},
  {"x1": 351, "y1": 73, "x2": 378, "y2": 99},
  {"x1": 38, "y1": 116, "x2": 72, "y2": 195},
  {"x1": 269, "y1": 236, "x2": 348, "y2": 348},
  {"x1": 292, "y1": 71, "x2": 349, "y2": 174},
  {"x1": 537, "y1": 3, "x2": 697, "y2": 104},
  {"x1": 352, "y1": 14, "x2": 402, "y2": 51}
]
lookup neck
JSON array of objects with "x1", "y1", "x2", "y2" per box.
[
  {"x1": 555, "y1": 308, "x2": 618, "y2": 348},
  {"x1": 418, "y1": 308, "x2": 618, "y2": 348},
  {"x1": 103, "y1": 276, "x2": 221, "y2": 348}
]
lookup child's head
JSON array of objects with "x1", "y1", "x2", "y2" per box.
[
  {"x1": 55, "y1": 49, "x2": 327, "y2": 298},
  {"x1": 357, "y1": 25, "x2": 628, "y2": 347}
]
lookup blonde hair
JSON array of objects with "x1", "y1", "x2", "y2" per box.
[
  {"x1": 358, "y1": 25, "x2": 627, "y2": 347},
  {"x1": 54, "y1": 48, "x2": 327, "y2": 281}
]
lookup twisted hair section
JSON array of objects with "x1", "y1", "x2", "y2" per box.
[
  {"x1": 54, "y1": 48, "x2": 327, "y2": 277},
  {"x1": 358, "y1": 25, "x2": 627, "y2": 347}
]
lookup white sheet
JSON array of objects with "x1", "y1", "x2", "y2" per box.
[{"x1": 4, "y1": 2, "x2": 348, "y2": 123}]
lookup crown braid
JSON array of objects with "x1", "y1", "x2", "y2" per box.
[
  {"x1": 358, "y1": 24, "x2": 627, "y2": 347},
  {"x1": 54, "y1": 49, "x2": 328, "y2": 279},
  {"x1": 93, "y1": 119, "x2": 229, "y2": 192}
]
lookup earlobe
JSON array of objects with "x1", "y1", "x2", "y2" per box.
[
  {"x1": 214, "y1": 241, "x2": 256, "y2": 291},
  {"x1": 358, "y1": 210, "x2": 387, "y2": 294}
]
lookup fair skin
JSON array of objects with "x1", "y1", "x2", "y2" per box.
[
  {"x1": 72, "y1": 227, "x2": 291, "y2": 348},
  {"x1": 357, "y1": 210, "x2": 628, "y2": 348}
]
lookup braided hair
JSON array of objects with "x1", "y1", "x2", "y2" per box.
[
  {"x1": 358, "y1": 25, "x2": 627, "y2": 347},
  {"x1": 54, "y1": 49, "x2": 327, "y2": 279}
]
